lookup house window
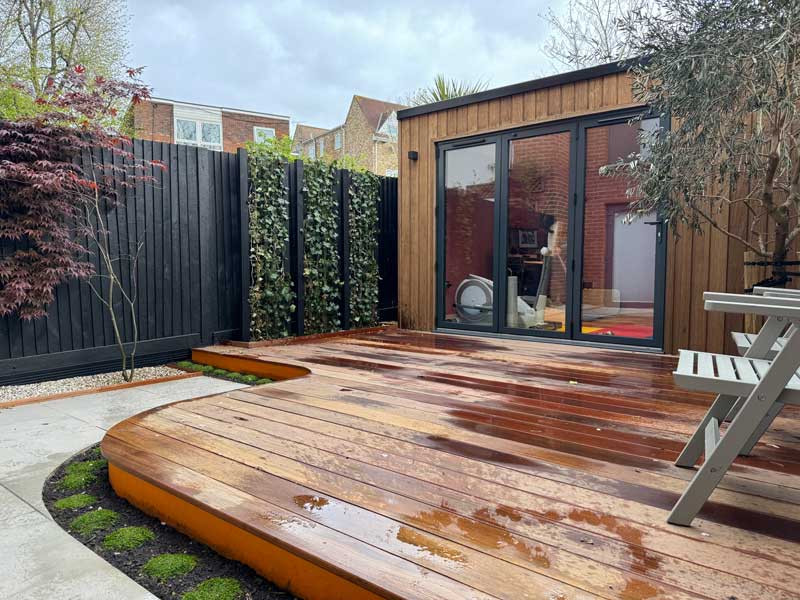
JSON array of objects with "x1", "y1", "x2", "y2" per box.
[
  {"x1": 319, "y1": 138, "x2": 325, "y2": 156},
  {"x1": 175, "y1": 118, "x2": 197, "y2": 142},
  {"x1": 201, "y1": 122, "x2": 221, "y2": 146},
  {"x1": 175, "y1": 118, "x2": 222, "y2": 151},
  {"x1": 334, "y1": 131, "x2": 342, "y2": 149},
  {"x1": 254, "y1": 126, "x2": 275, "y2": 143},
  {"x1": 385, "y1": 168, "x2": 398, "y2": 177},
  {"x1": 307, "y1": 142, "x2": 316, "y2": 159}
]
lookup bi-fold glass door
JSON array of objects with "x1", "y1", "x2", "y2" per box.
[{"x1": 436, "y1": 109, "x2": 666, "y2": 349}]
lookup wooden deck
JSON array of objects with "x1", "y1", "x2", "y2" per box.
[{"x1": 102, "y1": 329, "x2": 800, "y2": 600}]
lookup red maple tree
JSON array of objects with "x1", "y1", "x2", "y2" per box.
[{"x1": 0, "y1": 66, "x2": 161, "y2": 319}]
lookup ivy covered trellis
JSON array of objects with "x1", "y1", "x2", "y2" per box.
[
  {"x1": 247, "y1": 145, "x2": 294, "y2": 339},
  {"x1": 302, "y1": 160, "x2": 342, "y2": 334},
  {"x1": 348, "y1": 171, "x2": 381, "y2": 328},
  {"x1": 245, "y1": 140, "x2": 385, "y2": 341}
]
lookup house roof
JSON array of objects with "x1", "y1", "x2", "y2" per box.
[
  {"x1": 294, "y1": 124, "x2": 329, "y2": 143},
  {"x1": 355, "y1": 96, "x2": 406, "y2": 131},
  {"x1": 396, "y1": 58, "x2": 643, "y2": 120},
  {"x1": 149, "y1": 96, "x2": 290, "y2": 121}
]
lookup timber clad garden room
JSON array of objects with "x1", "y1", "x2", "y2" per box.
[
  {"x1": 3, "y1": 3, "x2": 800, "y2": 600},
  {"x1": 396, "y1": 62, "x2": 669, "y2": 350}
]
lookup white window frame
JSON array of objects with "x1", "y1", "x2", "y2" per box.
[
  {"x1": 174, "y1": 117, "x2": 223, "y2": 151},
  {"x1": 253, "y1": 126, "x2": 275, "y2": 143},
  {"x1": 319, "y1": 138, "x2": 325, "y2": 157},
  {"x1": 334, "y1": 130, "x2": 342, "y2": 150},
  {"x1": 307, "y1": 142, "x2": 316, "y2": 159}
]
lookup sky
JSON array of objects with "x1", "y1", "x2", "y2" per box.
[{"x1": 127, "y1": 0, "x2": 566, "y2": 134}]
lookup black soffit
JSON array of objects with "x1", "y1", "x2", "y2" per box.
[{"x1": 396, "y1": 58, "x2": 648, "y2": 121}]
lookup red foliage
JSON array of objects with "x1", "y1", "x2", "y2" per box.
[{"x1": 0, "y1": 66, "x2": 156, "y2": 319}]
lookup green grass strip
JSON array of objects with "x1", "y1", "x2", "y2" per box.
[
  {"x1": 54, "y1": 493, "x2": 97, "y2": 510},
  {"x1": 182, "y1": 577, "x2": 242, "y2": 600},
  {"x1": 142, "y1": 553, "x2": 198, "y2": 581},
  {"x1": 59, "y1": 458, "x2": 107, "y2": 490},
  {"x1": 69, "y1": 508, "x2": 119, "y2": 536},
  {"x1": 102, "y1": 526, "x2": 155, "y2": 551}
]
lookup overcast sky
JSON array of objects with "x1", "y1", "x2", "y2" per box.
[{"x1": 128, "y1": 1, "x2": 565, "y2": 133}]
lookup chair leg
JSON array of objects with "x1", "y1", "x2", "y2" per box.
[
  {"x1": 674, "y1": 394, "x2": 737, "y2": 468},
  {"x1": 723, "y1": 396, "x2": 745, "y2": 423},
  {"x1": 668, "y1": 396, "x2": 778, "y2": 526},
  {"x1": 738, "y1": 401, "x2": 785, "y2": 456}
]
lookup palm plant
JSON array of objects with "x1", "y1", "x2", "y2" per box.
[{"x1": 405, "y1": 74, "x2": 489, "y2": 107}]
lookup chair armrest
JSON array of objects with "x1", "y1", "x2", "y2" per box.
[
  {"x1": 704, "y1": 299, "x2": 800, "y2": 318},
  {"x1": 703, "y1": 291, "x2": 800, "y2": 306},
  {"x1": 753, "y1": 286, "x2": 800, "y2": 296}
]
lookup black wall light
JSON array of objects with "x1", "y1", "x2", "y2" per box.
[{"x1": 408, "y1": 150, "x2": 418, "y2": 161}]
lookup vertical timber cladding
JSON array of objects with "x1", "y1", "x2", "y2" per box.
[{"x1": 397, "y1": 60, "x2": 796, "y2": 354}]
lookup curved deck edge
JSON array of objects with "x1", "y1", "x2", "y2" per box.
[
  {"x1": 191, "y1": 348, "x2": 311, "y2": 381},
  {"x1": 107, "y1": 463, "x2": 385, "y2": 600}
]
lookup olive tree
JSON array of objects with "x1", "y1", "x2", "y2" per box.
[{"x1": 606, "y1": 0, "x2": 800, "y2": 287}]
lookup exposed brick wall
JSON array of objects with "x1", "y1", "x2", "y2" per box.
[
  {"x1": 132, "y1": 100, "x2": 289, "y2": 153},
  {"x1": 221, "y1": 112, "x2": 289, "y2": 154},
  {"x1": 374, "y1": 139, "x2": 399, "y2": 175},
  {"x1": 132, "y1": 100, "x2": 174, "y2": 143}
]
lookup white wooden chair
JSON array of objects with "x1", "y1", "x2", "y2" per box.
[
  {"x1": 668, "y1": 293, "x2": 800, "y2": 526},
  {"x1": 731, "y1": 287, "x2": 800, "y2": 358}
]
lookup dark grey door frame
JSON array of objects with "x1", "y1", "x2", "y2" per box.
[{"x1": 434, "y1": 107, "x2": 668, "y2": 350}]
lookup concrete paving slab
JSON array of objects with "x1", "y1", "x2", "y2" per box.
[{"x1": 0, "y1": 375, "x2": 246, "y2": 600}]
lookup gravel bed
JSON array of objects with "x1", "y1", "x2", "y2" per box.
[
  {"x1": 45, "y1": 445, "x2": 297, "y2": 599},
  {"x1": 0, "y1": 365, "x2": 184, "y2": 403}
]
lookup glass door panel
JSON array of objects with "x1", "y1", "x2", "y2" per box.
[
  {"x1": 441, "y1": 143, "x2": 497, "y2": 327},
  {"x1": 579, "y1": 118, "x2": 660, "y2": 341},
  {"x1": 503, "y1": 131, "x2": 572, "y2": 335}
]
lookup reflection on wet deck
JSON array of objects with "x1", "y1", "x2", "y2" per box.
[{"x1": 103, "y1": 329, "x2": 800, "y2": 600}]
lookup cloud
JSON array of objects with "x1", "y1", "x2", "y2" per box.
[{"x1": 128, "y1": 0, "x2": 560, "y2": 132}]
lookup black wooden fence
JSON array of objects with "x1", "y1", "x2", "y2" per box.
[{"x1": 0, "y1": 142, "x2": 398, "y2": 385}]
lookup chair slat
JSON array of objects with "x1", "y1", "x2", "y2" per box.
[
  {"x1": 697, "y1": 353, "x2": 714, "y2": 377},
  {"x1": 676, "y1": 350, "x2": 695, "y2": 375},
  {"x1": 732, "y1": 357, "x2": 759, "y2": 383},
  {"x1": 714, "y1": 355, "x2": 736, "y2": 380}
]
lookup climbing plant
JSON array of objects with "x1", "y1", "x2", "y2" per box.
[
  {"x1": 247, "y1": 144, "x2": 294, "y2": 339},
  {"x1": 302, "y1": 159, "x2": 341, "y2": 334},
  {"x1": 348, "y1": 171, "x2": 381, "y2": 327}
]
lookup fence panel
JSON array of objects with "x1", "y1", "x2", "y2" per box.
[{"x1": 0, "y1": 141, "x2": 244, "y2": 385}]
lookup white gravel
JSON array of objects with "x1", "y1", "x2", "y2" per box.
[{"x1": 0, "y1": 365, "x2": 184, "y2": 403}]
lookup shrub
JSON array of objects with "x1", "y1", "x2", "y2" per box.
[
  {"x1": 210, "y1": 368, "x2": 229, "y2": 378},
  {"x1": 69, "y1": 508, "x2": 119, "y2": 536},
  {"x1": 142, "y1": 553, "x2": 198, "y2": 581},
  {"x1": 255, "y1": 378, "x2": 272, "y2": 385},
  {"x1": 241, "y1": 374, "x2": 259, "y2": 384},
  {"x1": 175, "y1": 360, "x2": 196, "y2": 370},
  {"x1": 182, "y1": 577, "x2": 243, "y2": 600},
  {"x1": 103, "y1": 526, "x2": 155, "y2": 551},
  {"x1": 59, "y1": 459, "x2": 107, "y2": 490},
  {"x1": 224, "y1": 372, "x2": 246, "y2": 383},
  {"x1": 198, "y1": 364, "x2": 215, "y2": 373},
  {"x1": 54, "y1": 493, "x2": 97, "y2": 510}
]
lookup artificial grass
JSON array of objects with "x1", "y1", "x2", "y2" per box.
[
  {"x1": 142, "y1": 553, "x2": 198, "y2": 581},
  {"x1": 182, "y1": 577, "x2": 243, "y2": 600},
  {"x1": 59, "y1": 458, "x2": 107, "y2": 490},
  {"x1": 54, "y1": 492, "x2": 97, "y2": 510},
  {"x1": 174, "y1": 361, "x2": 272, "y2": 386},
  {"x1": 103, "y1": 526, "x2": 155, "y2": 551},
  {"x1": 69, "y1": 508, "x2": 119, "y2": 536}
]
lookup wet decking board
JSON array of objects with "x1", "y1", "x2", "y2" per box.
[{"x1": 102, "y1": 329, "x2": 800, "y2": 600}]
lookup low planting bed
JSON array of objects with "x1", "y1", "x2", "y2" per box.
[
  {"x1": 173, "y1": 361, "x2": 273, "y2": 386},
  {"x1": 44, "y1": 444, "x2": 296, "y2": 600}
]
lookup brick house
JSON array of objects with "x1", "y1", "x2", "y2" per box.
[
  {"x1": 129, "y1": 97, "x2": 290, "y2": 154},
  {"x1": 291, "y1": 96, "x2": 405, "y2": 175}
]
